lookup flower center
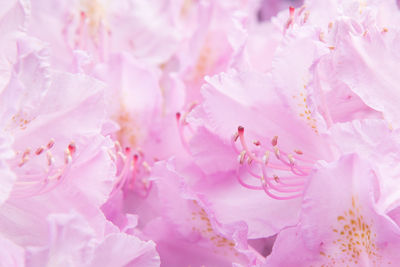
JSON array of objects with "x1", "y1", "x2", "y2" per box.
[
  {"x1": 232, "y1": 126, "x2": 314, "y2": 200},
  {"x1": 63, "y1": 0, "x2": 110, "y2": 60},
  {"x1": 319, "y1": 197, "x2": 388, "y2": 266},
  {"x1": 109, "y1": 142, "x2": 152, "y2": 198},
  {"x1": 11, "y1": 139, "x2": 76, "y2": 198}
]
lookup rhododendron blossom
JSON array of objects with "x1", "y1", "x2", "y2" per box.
[{"x1": 1, "y1": 0, "x2": 400, "y2": 266}]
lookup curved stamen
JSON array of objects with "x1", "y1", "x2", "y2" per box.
[
  {"x1": 128, "y1": 154, "x2": 139, "y2": 190},
  {"x1": 11, "y1": 141, "x2": 77, "y2": 198},
  {"x1": 236, "y1": 166, "x2": 263, "y2": 190},
  {"x1": 237, "y1": 126, "x2": 311, "y2": 172},
  {"x1": 237, "y1": 126, "x2": 263, "y2": 164},
  {"x1": 176, "y1": 102, "x2": 198, "y2": 155},
  {"x1": 245, "y1": 164, "x2": 306, "y2": 188},
  {"x1": 176, "y1": 112, "x2": 192, "y2": 154},
  {"x1": 234, "y1": 126, "x2": 313, "y2": 199},
  {"x1": 139, "y1": 179, "x2": 153, "y2": 198},
  {"x1": 260, "y1": 175, "x2": 303, "y2": 200},
  {"x1": 111, "y1": 147, "x2": 133, "y2": 195},
  {"x1": 260, "y1": 163, "x2": 303, "y2": 193}
]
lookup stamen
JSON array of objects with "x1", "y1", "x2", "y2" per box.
[
  {"x1": 260, "y1": 163, "x2": 302, "y2": 193},
  {"x1": 22, "y1": 149, "x2": 31, "y2": 158},
  {"x1": 64, "y1": 149, "x2": 72, "y2": 164},
  {"x1": 273, "y1": 146, "x2": 280, "y2": 159},
  {"x1": 47, "y1": 138, "x2": 55, "y2": 149},
  {"x1": 111, "y1": 147, "x2": 133, "y2": 194},
  {"x1": 176, "y1": 112, "x2": 191, "y2": 154},
  {"x1": 12, "y1": 140, "x2": 77, "y2": 198},
  {"x1": 233, "y1": 132, "x2": 239, "y2": 142},
  {"x1": 262, "y1": 151, "x2": 270, "y2": 165},
  {"x1": 47, "y1": 151, "x2": 55, "y2": 166},
  {"x1": 35, "y1": 146, "x2": 45, "y2": 155},
  {"x1": 107, "y1": 149, "x2": 116, "y2": 162},
  {"x1": 285, "y1": 6, "x2": 295, "y2": 30},
  {"x1": 294, "y1": 149, "x2": 303, "y2": 155},
  {"x1": 128, "y1": 153, "x2": 139, "y2": 190},
  {"x1": 288, "y1": 154, "x2": 295, "y2": 165},
  {"x1": 289, "y1": 6, "x2": 295, "y2": 17},
  {"x1": 236, "y1": 166, "x2": 263, "y2": 190},
  {"x1": 142, "y1": 161, "x2": 151, "y2": 173},
  {"x1": 237, "y1": 126, "x2": 262, "y2": 164},
  {"x1": 238, "y1": 150, "x2": 246, "y2": 164},
  {"x1": 18, "y1": 157, "x2": 29, "y2": 167},
  {"x1": 271, "y1": 136, "x2": 278, "y2": 147},
  {"x1": 234, "y1": 125, "x2": 313, "y2": 199},
  {"x1": 68, "y1": 142, "x2": 76, "y2": 155},
  {"x1": 245, "y1": 165, "x2": 262, "y2": 179},
  {"x1": 253, "y1": 140, "x2": 261, "y2": 146},
  {"x1": 260, "y1": 175, "x2": 303, "y2": 200},
  {"x1": 114, "y1": 140, "x2": 122, "y2": 152},
  {"x1": 140, "y1": 179, "x2": 153, "y2": 198}
]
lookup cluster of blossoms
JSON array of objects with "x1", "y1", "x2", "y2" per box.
[{"x1": 2, "y1": 0, "x2": 400, "y2": 266}]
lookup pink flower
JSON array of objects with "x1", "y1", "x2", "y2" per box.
[
  {"x1": 144, "y1": 157, "x2": 265, "y2": 266},
  {"x1": 0, "y1": 0, "x2": 30, "y2": 89},
  {"x1": 0, "y1": 33, "x2": 113, "y2": 249},
  {"x1": 266, "y1": 154, "x2": 400, "y2": 266},
  {"x1": 186, "y1": 68, "x2": 336, "y2": 238},
  {"x1": 321, "y1": 15, "x2": 400, "y2": 128},
  {"x1": 26, "y1": 212, "x2": 160, "y2": 267},
  {"x1": 27, "y1": 0, "x2": 181, "y2": 69},
  {"x1": 331, "y1": 119, "x2": 400, "y2": 209},
  {"x1": 0, "y1": 26, "x2": 161, "y2": 266},
  {"x1": 2, "y1": 0, "x2": 400, "y2": 265}
]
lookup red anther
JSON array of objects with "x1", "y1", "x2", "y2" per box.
[
  {"x1": 273, "y1": 175, "x2": 280, "y2": 182},
  {"x1": 253, "y1": 140, "x2": 261, "y2": 146},
  {"x1": 80, "y1": 11, "x2": 86, "y2": 19},
  {"x1": 289, "y1": 6, "x2": 295, "y2": 16},
  {"x1": 294, "y1": 149, "x2": 303, "y2": 155},
  {"x1": 284, "y1": 7, "x2": 295, "y2": 30},
  {"x1": 47, "y1": 139, "x2": 55, "y2": 149},
  {"x1": 271, "y1": 136, "x2": 278, "y2": 147},
  {"x1": 133, "y1": 154, "x2": 139, "y2": 162},
  {"x1": 22, "y1": 149, "x2": 31, "y2": 158},
  {"x1": 176, "y1": 112, "x2": 181, "y2": 120},
  {"x1": 238, "y1": 126, "x2": 244, "y2": 134},
  {"x1": 233, "y1": 132, "x2": 239, "y2": 142},
  {"x1": 68, "y1": 142, "x2": 76, "y2": 154},
  {"x1": 125, "y1": 147, "x2": 131, "y2": 154},
  {"x1": 35, "y1": 146, "x2": 45, "y2": 155}
]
